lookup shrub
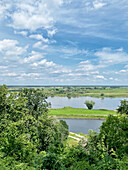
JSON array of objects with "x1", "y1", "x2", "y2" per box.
[{"x1": 117, "y1": 99, "x2": 128, "y2": 115}]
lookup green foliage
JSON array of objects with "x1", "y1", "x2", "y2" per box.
[
  {"x1": 0, "y1": 85, "x2": 128, "y2": 169},
  {"x1": 83, "y1": 115, "x2": 128, "y2": 169},
  {"x1": 22, "y1": 88, "x2": 50, "y2": 119},
  {"x1": 117, "y1": 99, "x2": 128, "y2": 115},
  {"x1": 60, "y1": 120, "x2": 69, "y2": 141},
  {"x1": 101, "y1": 93, "x2": 104, "y2": 96},
  {"x1": 63, "y1": 145, "x2": 91, "y2": 169},
  {"x1": 0, "y1": 85, "x2": 69, "y2": 168},
  {"x1": 84, "y1": 100, "x2": 95, "y2": 110},
  {"x1": 99, "y1": 115, "x2": 128, "y2": 158}
]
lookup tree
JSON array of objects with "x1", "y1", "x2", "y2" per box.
[
  {"x1": 84, "y1": 100, "x2": 95, "y2": 110},
  {"x1": 117, "y1": 99, "x2": 128, "y2": 115},
  {"x1": 0, "y1": 85, "x2": 69, "y2": 167}
]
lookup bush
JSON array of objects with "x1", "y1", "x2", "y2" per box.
[{"x1": 117, "y1": 99, "x2": 128, "y2": 115}]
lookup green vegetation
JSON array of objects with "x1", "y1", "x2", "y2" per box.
[
  {"x1": 66, "y1": 137, "x2": 79, "y2": 146},
  {"x1": 0, "y1": 85, "x2": 69, "y2": 169},
  {"x1": 117, "y1": 99, "x2": 128, "y2": 115},
  {"x1": 7, "y1": 86, "x2": 128, "y2": 98},
  {"x1": 84, "y1": 100, "x2": 95, "y2": 109},
  {"x1": 49, "y1": 107, "x2": 116, "y2": 119},
  {"x1": 0, "y1": 85, "x2": 128, "y2": 169}
]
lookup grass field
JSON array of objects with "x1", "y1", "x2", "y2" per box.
[{"x1": 49, "y1": 107, "x2": 116, "y2": 119}]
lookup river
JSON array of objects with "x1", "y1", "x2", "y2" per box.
[
  {"x1": 47, "y1": 96, "x2": 128, "y2": 110},
  {"x1": 59, "y1": 118, "x2": 104, "y2": 134},
  {"x1": 47, "y1": 96, "x2": 127, "y2": 134}
]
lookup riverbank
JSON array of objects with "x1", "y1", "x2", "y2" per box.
[{"x1": 49, "y1": 107, "x2": 116, "y2": 119}]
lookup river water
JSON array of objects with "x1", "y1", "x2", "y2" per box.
[
  {"x1": 47, "y1": 96, "x2": 128, "y2": 110},
  {"x1": 59, "y1": 118, "x2": 104, "y2": 134},
  {"x1": 47, "y1": 96, "x2": 127, "y2": 134}
]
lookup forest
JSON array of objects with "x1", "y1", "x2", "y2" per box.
[{"x1": 0, "y1": 85, "x2": 128, "y2": 169}]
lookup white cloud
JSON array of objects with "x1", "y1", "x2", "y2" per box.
[
  {"x1": 95, "y1": 75, "x2": 105, "y2": 79},
  {"x1": 23, "y1": 51, "x2": 44, "y2": 63},
  {"x1": 14, "y1": 30, "x2": 28, "y2": 36},
  {"x1": 21, "y1": 73, "x2": 40, "y2": 77},
  {"x1": 93, "y1": 1, "x2": 106, "y2": 9},
  {"x1": 33, "y1": 41, "x2": 48, "y2": 50},
  {"x1": 0, "y1": 3, "x2": 10, "y2": 20},
  {"x1": 10, "y1": 5, "x2": 53, "y2": 31},
  {"x1": 29, "y1": 34, "x2": 49, "y2": 43},
  {"x1": 77, "y1": 60, "x2": 96, "y2": 71},
  {"x1": 0, "y1": 39, "x2": 28, "y2": 61},
  {"x1": 124, "y1": 65, "x2": 128, "y2": 68},
  {"x1": 32, "y1": 59, "x2": 56, "y2": 68},
  {"x1": 5, "y1": 0, "x2": 63, "y2": 31},
  {"x1": 119, "y1": 70, "x2": 127, "y2": 73},
  {"x1": 95, "y1": 48, "x2": 128, "y2": 67},
  {"x1": 0, "y1": 66, "x2": 8, "y2": 69},
  {"x1": 116, "y1": 48, "x2": 123, "y2": 52},
  {"x1": 2, "y1": 73, "x2": 18, "y2": 77},
  {"x1": 47, "y1": 29, "x2": 57, "y2": 37}
]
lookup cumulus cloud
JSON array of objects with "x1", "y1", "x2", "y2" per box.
[
  {"x1": 3, "y1": 0, "x2": 63, "y2": 32},
  {"x1": 23, "y1": 51, "x2": 44, "y2": 63},
  {"x1": 0, "y1": 39, "x2": 28, "y2": 62},
  {"x1": 31, "y1": 59, "x2": 56, "y2": 68}
]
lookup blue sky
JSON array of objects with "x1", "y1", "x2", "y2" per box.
[{"x1": 0, "y1": 0, "x2": 128, "y2": 85}]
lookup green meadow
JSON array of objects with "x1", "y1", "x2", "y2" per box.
[{"x1": 49, "y1": 107, "x2": 116, "y2": 119}]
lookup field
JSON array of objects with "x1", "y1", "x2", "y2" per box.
[
  {"x1": 7, "y1": 86, "x2": 128, "y2": 98},
  {"x1": 49, "y1": 107, "x2": 116, "y2": 119}
]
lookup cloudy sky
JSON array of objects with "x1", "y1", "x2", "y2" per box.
[{"x1": 0, "y1": 0, "x2": 128, "y2": 85}]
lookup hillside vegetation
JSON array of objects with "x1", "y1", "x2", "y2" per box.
[{"x1": 0, "y1": 85, "x2": 128, "y2": 169}]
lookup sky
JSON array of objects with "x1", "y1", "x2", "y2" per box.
[{"x1": 0, "y1": 0, "x2": 128, "y2": 85}]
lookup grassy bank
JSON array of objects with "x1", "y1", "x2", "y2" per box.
[{"x1": 49, "y1": 107, "x2": 116, "y2": 119}]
